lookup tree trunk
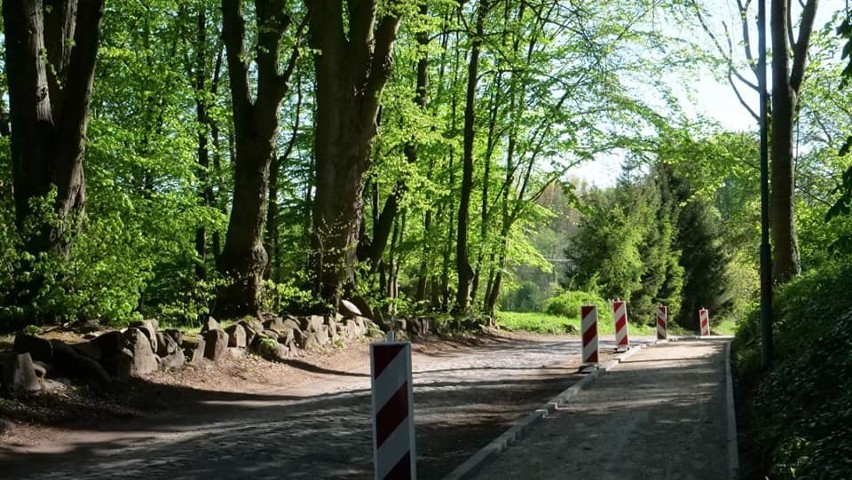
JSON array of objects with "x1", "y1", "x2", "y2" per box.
[
  {"x1": 214, "y1": 0, "x2": 301, "y2": 318},
  {"x1": 307, "y1": 0, "x2": 402, "y2": 308},
  {"x1": 769, "y1": 0, "x2": 817, "y2": 282},
  {"x1": 3, "y1": 0, "x2": 104, "y2": 254},
  {"x1": 455, "y1": 0, "x2": 489, "y2": 314}
]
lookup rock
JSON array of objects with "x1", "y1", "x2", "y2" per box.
[
  {"x1": 200, "y1": 315, "x2": 220, "y2": 334},
  {"x1": 4, "y1": 353, "x2": 41, "y2": 394},
  {"x1": 71, "y1": 340, "x2": 103, "y2": 361},
  {"x1": 240, "y1": 317, "x2": 265, "y2": 333},
  {"x1": 227, "y1": 347, "x2": 245, "y2": 360},
  {"x1": 203, "y1": 329, "x2": 229, "y2": 362},
  {"x1": 51, "y1": 340, "x2": 111, "y2": 385},
  {"x1": 70, "y1": 319, "x2": 102, "y2": 334},
  {"x1": 237, "y1": 322, "x2": 258, "y2": 347},
  {"x1": 159, "y1": 349, "x2": 185, "y2": 370},
  {"x1": 163, "y1": 329, "x2": 183, "y2": 347},
  {"x1": 91, "y1": 331, "x2": 124, "y2": 358},
  {"x1": 274, "y1": 327, "x2": 295, "y2": 347},
  {"x1": 32, "y1": 361, "x2": 48, "y2": 378},
  {"x1": 339, "y1": 299, "x2": 362, "y2": 318},
  {"x1": 116, "y1": 329, "x2": 158, "y2": 378},
  {"x1": 336, "y1": 324, "x2": 348, "y2": 339},
  {"x1": 349, "y1": 296, "x2": 374, "y2": 319},
  {"x1": 257, "y1": 339, "x2": 289, "y2": 362},
  {"x1": 262, "y1": 329, "x2": 282, "y2": 342},
  {"x1": 147, "y1": 319, "x2": 160, "y2": 331},
  {"x1": 182, "y1": 338, "x2": 206, "y2": 363},
  {"x1": 225, "y1": 324, "x2": 247, "y2": 348},
  {"x1": 327, "y1": 318, "x2": 339, "y2": 341},
  {"x1": 299, "y1": 315, "x2": 324, "y2": 333},
  {"x1": 282, "y1": 319, "x2": 301, "y2": 331},
  {"x1": 299, "y1": 331, "x2": 321, "y2": 350},
  {"x1": 13, "y1": 333, "x2": 53, "y2": 363},
  {"x1": 316, "y1": 325, "x2": 330, "y2": 345},
  {"x1": 343, "y1": 320, "x2": 361, "y2": 338},
  {"x1": 128, "y1": 320, "x2": 158, "y2": 353},
  {"x1": 155, "y1": 332, "x2": 178, "y2": 357}
]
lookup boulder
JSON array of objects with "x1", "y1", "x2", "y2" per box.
[
  {"x1": 225, "y1": 324, "x2": 247, "y2": 348},
  {"x1": 262, "y1": 329, "x2": 282, "y2": 342},
  {"x1": 4, "y1": 353, "x2": 41, "y2": 395},
  {"x1": 91, "y1": 331, "x2": 124, "y2": 358},
  {"x1": 71, "y1": 340, "x2": 103, "y2": 361},
  {"x1": 51, "y1": 340, "x2": 111, "y2": 385},
  {"x1": 159, "y1": 349, "x2": 186, "y2": 370},
  {"x1": 163, "y1": 329, "x2": 183, "y2": 347},
  {"x1": 128, "y1": 320, "x2": 158, "y2": 353},
  {"x1": 70, "y1": 319, "x2": 102, "y2": 334},
  {"x1": 326, "y1": 318, "x2": 339, "y2": 341},
  {"x1": 262, "y1": 317, "x2": 287, "y2": 332},
  {"x1": 339, "y1": 299, "x2": 362, "y2": 318},
  {"x1": 227, "y1": 347, "x2": 245, "y2": 360},
  {"x1": 299, "y1": 331, "x2": 321, "y2": 350},
  {"x1": 299, "y1": 315, "x2": 324, "y2": 333},
  {"x1": 203, "y1": 329, "x2": 229, "y2": 362},
  {"x1": 237, "y1": 323, "x2": 258, "y2": 347},
  {"x1": 115, "y1": 329, "x2": 158, "y2": 378},
  {"x1": 200, "y1": 315, "x2": 220, "y2": 334},
  {"x1": 274, "y1": 327, "x2": 295, "y2": 347},
  {"x1": 13, "y1": 333, "x2": 53, "y2": 363},
  {"x1": 182, "y1": 338, "x2": 206, "y2": 363},
  {"x1": 32, "y1": 361, "x2": 48, "y2": 378},
  {"x1": 240, "y1": 317, "x2": 265, "y2": 333},
  {"x1": 282, "y1": 318, "x2": 301, "y2": 331},
  {"x1": 343, "y1": 320, "x2": 361, "y2": 338},
  {"x1": 155, "y1": 332, "x2": 178, "y2": 357},
  {"x1": 349, "y1": 296, "x2": 374, "y2": 320},
  {"x1": 257, "y1": 339, "x2": 289, "y2": 362},
  {"x1": 316, "y1": 325, "x2": 330, "y2": 345}
]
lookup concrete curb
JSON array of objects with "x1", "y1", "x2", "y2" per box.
[
  {"x1": 725, "y1": 340, "x2": 740, "y2": 480},
  {"x1": 441, "y1": 340, "x2": 663, "y2": 480}
]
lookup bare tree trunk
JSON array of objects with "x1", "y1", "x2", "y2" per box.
[
  {"x1": 455, "y1": 0, "x2": 489, "y2": 314},
  {"x1": 769, "y1": 0, "x2": 817, "y2": 282},
  {"x1": 214, "y1": 0, "x2": 302, "y2": 318},
  {"x1": 307, "y1": 0, "x2": 403, "y2": 308},
  {"x1": 3, "y1": 0, "x2": 103, "y2": 254}
]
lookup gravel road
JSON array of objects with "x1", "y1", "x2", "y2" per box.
[
  {"x1": 469, "y1": 339, "x2": 730, "y2": 480},
  {"x1": 0, "y1": 334, "x2": 654, "y2": 480}
]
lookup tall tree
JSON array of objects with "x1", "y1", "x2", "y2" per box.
[
  {"x1": 213, "y1": 0, "x2": 302, "y2": 318},
  {"x1": 306, "y1": 0, "x2": 403, "y2": 307},
  {"x1": 770, "y1": 0, "x2": 819, "y2": 281},
  {"x1": 2, "y1": 0, "x2": 104, "y2": 253}
]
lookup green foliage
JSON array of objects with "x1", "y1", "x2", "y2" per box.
[
  {"x1": 735, "y1": 263, "x2": 852, "y2": 478},
  {"x1": 544, "y1": 290, "x2": 613, "y2": 326}
]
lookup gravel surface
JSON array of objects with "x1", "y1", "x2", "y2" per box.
[
  {"x1": 0, "y1": 333, "x2": 653, "y2": 479},
  {"x1": 470, "y1": 339, "x2": 730, "y2": 480}
]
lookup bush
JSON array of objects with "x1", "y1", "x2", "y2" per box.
[
  {"x1": 544, "y1": 290, "x2": 613, "y2": 325},
  {"x1": 736, "y1": 263, "x2": 852, "y2": 479}
]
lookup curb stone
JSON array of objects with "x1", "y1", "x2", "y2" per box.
[
  {"x1": 441, "y1": 340, "x2": 663, "y2": 480},
  {"x1": 725, "y1": 340, "x2": 740, "y2": 480}
]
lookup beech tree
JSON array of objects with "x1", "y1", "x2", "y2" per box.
[
  {"x1": 2, "y1": 0, "x2": 104, "y2": 253},
  {"x1": 769, "y1": 0, "x2": 819, "y2": 282},
  {"x1": 306, "y1": 0, "x2": 404, "y2": 307},
  {"x1": 213, "y1": 0, "x2": 303, "y2": 318}
]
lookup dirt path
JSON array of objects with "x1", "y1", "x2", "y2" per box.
[
  {"x1": 469, "y1": 339, "x2": 731, "y2": 480},
  {"x1": 0, "y1": 333, "x2": 653, "y2": 480}
]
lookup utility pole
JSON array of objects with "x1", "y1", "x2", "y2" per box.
[{"x1": 759, "y1": 0, "x2": 773, "y2": 367}]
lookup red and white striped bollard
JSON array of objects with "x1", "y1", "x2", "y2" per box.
[
  {"x1": 581, "y1": 305, "x2": 599, "y2": 364},
  {"x1": 612, "y1": 299, "x2": 629, "y2": 349},
  {"x1": 699, "y1": 308, "x2": 710, "y2": 336},
  {"x1": 371, "y1": 341, "x2": 416, "y2": 480},
  {"x1": 656, "y1": 305, "x2": 668, "y2": 340}
]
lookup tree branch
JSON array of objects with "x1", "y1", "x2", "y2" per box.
[{"x1": 789, "y1": 0, "x2": 818, "y2": 92}]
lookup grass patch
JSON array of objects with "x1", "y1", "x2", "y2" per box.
[
  {"x1": 496, "y1": 311, "x2": 656, "y2": 336},
  {"x1": 712, "y1": 318, "x2": 737, "y2": 336}
]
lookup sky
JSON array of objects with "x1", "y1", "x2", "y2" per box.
[{"x1": 568, "y1": 0, "x2": 844, "y2": 187}]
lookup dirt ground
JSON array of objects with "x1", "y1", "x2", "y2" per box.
[{"x1": 0, "y1": 330, "x2": 636, "y2": 479}]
